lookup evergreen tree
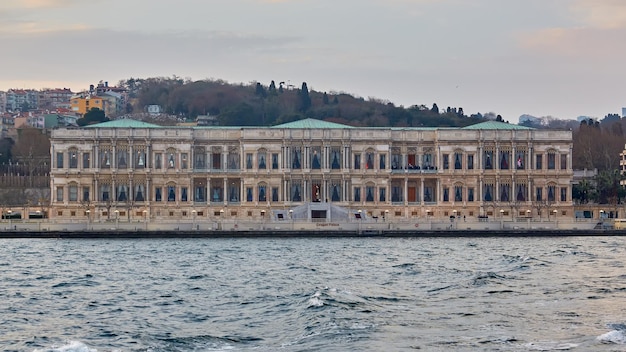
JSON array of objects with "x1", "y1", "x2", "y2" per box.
[
  {"x1": 431, "y1": 103, "x2": 439, "y2": 114},
  {"x1": 332, "y1": 96, "x2": 339, "y2": 105},
  {"x1": 77, "y1": 108, "x2": 109, "y2": 126},
  {"x1": 323, "y1": 92, "x2": 329, "y2": 105},
  {"x1": 298, "y1": 82, "x2": 312, "y2": 112},
  {"x1": 255, "y1": 82, "x2": 267, "y2": 98},
  {"x1": 268, "y1": 81, "x2": 277, "y2": 96}
]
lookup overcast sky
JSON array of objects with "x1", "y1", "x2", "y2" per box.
[{"x1": 1, "y1": 0, "x2": 625, "y2": 122}]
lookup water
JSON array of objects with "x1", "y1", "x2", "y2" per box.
[{"x1": 1, "y1": 236, "x2": 626, "y2": 351}]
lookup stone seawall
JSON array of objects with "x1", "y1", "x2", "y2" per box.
[{"x1": 0, "y1": 229, "x2": 624, "y2": 239}]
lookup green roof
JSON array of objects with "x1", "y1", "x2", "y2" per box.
[
  {"x1": 85, "y1": 119, "x2": 162, "y2": 128},
  {"x1": 272, "y1": 118, "x2": 353, "y2": 129},
  {"x1": 462, "y1": 121, "x2": 534, "y2": 130}
]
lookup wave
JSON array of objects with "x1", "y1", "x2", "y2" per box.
[
  {"x1": 597, "y1": 323, "x2": 626, "y2": 344},
  {"x1": 33, "y1": 340, "x2": 98, "y2": 352}
]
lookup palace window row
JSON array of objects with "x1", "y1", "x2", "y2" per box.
[{"x1": 54, "y1": 147, "x2": 570, "y2": 172}]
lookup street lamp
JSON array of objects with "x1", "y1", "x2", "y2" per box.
[
  {"x1": 143, "y1": 210, "x2": 148, "y2": 231},
  {"x1": 426, "y1": 209, "x2": 431, "y2": 222},
  {"x1": 36, "y1": 210, "x2": 42, "y2": 231},
  {"x1": 85, "y1": 209, "x2": 91, "y2": 231},
  {"x1": 384, "y1": 209, "x2": 389, "y2": 222},
  {"x1": 553, "y1": 209, "x2": 558, "y2": 228},
  {"x1": 7, "y1": 210, "x2": 12, "y2": 230},
  {"x1": 260, "y1": 210, "x2": 266, "y2": 231},
  {"x1": 219, "y1": 209, "x2": 225, "y2": 230},
  {"x1": 600, "y1": 209, "x2": 605, "y2": 220},
  {"x1": 499, "y1": 209, "x2": 505, "y2": 230},
  {"x1": 114, "y1": 209, "x2": 119, "y2": 230},
  {"x1": 526, "y1": 209, "x2": 531, "y2": 228},
  {"x1": 191, "y1": 209, "x2": 197, "y2": 230},
  {"x1": 358, "y1": 210, "x2": 362, "y2": 234},
  {"x1": 289, "y1": 209, "x2": 294, "y2": 231}
]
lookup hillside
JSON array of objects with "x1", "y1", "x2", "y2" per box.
[{"x1": 120, "y1": 76, "x2": 487, "y2": 128}]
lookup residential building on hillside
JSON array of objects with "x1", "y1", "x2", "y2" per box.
[
  {"x1": 70, "y1": 95, "x2": 105, "y2": 115},
  {"x1": 39, "y1": 88, "x2": 73, "y2": 109},
  {"x1": 49, "y1": 118, "x2": 574, "y2": 224},
  {"x1": 6, "y1": 89, "x2": 38, "y2": 111},
  {"x1": 0, "y1": 91, "x2": 6, "y2": 113}
]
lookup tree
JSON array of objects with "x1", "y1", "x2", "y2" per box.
[
  {"x1": 323, "y1": 92, "x2": 329, "y2": 105},
  {"x1": 268, "y1": 81, "x2": 277, "y2": 96},
  {"x1": 77, "y1": 108, "x2": 109, "y2": 126},
  {"x1": 255, "y1": 82, "x2": 267, "y2": 98},
  {"x1": 298, "y1": 82, "x2": 312, "y2": 112},
  {"x1": 431, "y1": 103, "x2": 439, "y2": 114}
]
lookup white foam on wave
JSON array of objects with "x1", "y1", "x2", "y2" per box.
[
  {"x1": 597, "y1": 329, "x2": 626, "y2": 344},
  {"x1": 33, "y1": 340, "x2": 99, "y2": 352},
  {"x1": 307, "y1": 291, "x2": 324, "y2": 307}
]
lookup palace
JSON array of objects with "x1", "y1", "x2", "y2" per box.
[{"x1": 49, "y1": 118, "x2": 573, "y2": 224}]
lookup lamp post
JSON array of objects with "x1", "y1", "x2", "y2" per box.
[
  {"x1": 7, "y1": 210, "x2": 12, "y2": 230},
  {"x1": 219, "y1": 209, "x2": 225, "y2": 230},
  {"x1": 85, "y1": 209, "x2": 90, "y2": 231},
  {"x1": 358, "y1": 209, "x2": 362, "y2": 234},
  {"x1": 384, "y1": 209, "x2": 389, "y2": 222},
  {"x1": 426, "y1": 209, "x2": 431, "y2": 222},
  {"x1": 600, "y1": 209, "x2": 605, "y2": 220},
  {"x1": 143, "y1": 210, "x2": 148, "y2": 231},
  {"x1": 553, "y1": 209, "x2": 558, "y2": 228},
  {"x1": 526, "y1": 209, "x2": 531, "y2": 229},
  {"x1": 289, "y1": 209, "x2": 294, "y2": 231},
  {"x1": 114, "y1": 209, "x2": 119, "y2": 230},
  {"x1": 260, "y1": 209, "x2": 266, "y2": 231},
  {"x1": 191, "y1": 209, "x2": 197, "y2": 231},
  {"x1": 452, "y1": 210, "x2": 457, "y2": 229},
  {"x1": 36, "y1": 210, "x2": 42, "y2": 231},
  {"x1": 499, "y1": 209, "x2": 504, "y2": 230}
]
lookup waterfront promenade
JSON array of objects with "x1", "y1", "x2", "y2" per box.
[{"x1": 0, "y1": 217, "x2": 619, "y2": 238}]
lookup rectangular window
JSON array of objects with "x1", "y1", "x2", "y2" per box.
[
  {"x1": 354, "y1": 154, "x2": 361, "y2": 169},
  {"x1": 535, "y1": 154, "x2": 543, "y2": 170},
  {"x1": 56, "y1": 187, "x2": 63, "y2": 201},
  {"x1": 468, "y1": 187, "x2": 474, "y2": 202},
  {"x1": 57, "y1": 152, "x2": 64, "y2": 168},
  {"x1": 155, "y1": 187, "x2": 162, "y2": 202},
  {"x1": 258, "y1": 152, "x2": 267, "y2": 169},
  {"x1": 246, "y1": 187, "x2": 253, "y2": 201},
  {"x1": 467, "y1": 155, "x2": 474, "y2": 170},
  {"x1": 548, "y1": 153, "x2": 556, "y2": 170},
  {"x1": 181, "y1": 153, "x2": 188, "y2": 170},
  {"x1": 69, "y1": 185, "x2": 78, "y2": 201},
  {"x1": 212, "y1": 153, "x2": 221, "y2": 169},
  {"x1": 258, "y1": 185, "x2": 267, "y2": 201},
  {"x1": 181, "y1": 187, "x2": 188, "y2": 202},
  {"x1": 443, "y1": 187, "x2": 449, "y2": 202},
  {"x1": 379, "y1": 154, "x2": 386, "y2": 170},
  {"x1": 69, "y1": 152, "x2": 78, "y2": 168},
  {"x1": 548, "y1": 185, "x2": 556, "y2": 202},
  {"x1": 272, "y1": 153, "x2": 279, "y2": 169},
  {"x1": 246, "y1": 153, "x2": 253, "y2": 169},
  {"x1": 167, "y1": 186, "x2": 176, "y2": 201},
  {"x1": 365, "y1": 186, "x2": 375, "y2": 202},
  {"x1": 560, "y1": 154, "x2": 567, "y2": 170},
  {"x1": 82, "y1": 153, "x2": 90, "y2": 169},
  {"x1": 443, "y1": 154, "x2": 449, "y2": 169},
  {"x1": 155, "y1": 153, "x2": 162, "y2": 169},
  {"x1": 560, "y1": 187, "x2": 567, "y2": 202},
  {"x1": 354, "y1": 187, "x2": 361, "y2": 202},
  {"x1": 379, "y1": 188, "x2": 386, "y2": 202},
  {"x1": 272, "y1": 187, "x2": 279, "y2": 202},
  {"x1": 83, "y1": 187, "x2": 90, "y2": 202},
  {"x1": 454, "y1": 186, "x2": 462, "y2": 201}
]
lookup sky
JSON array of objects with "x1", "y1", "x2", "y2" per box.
[{"x1": 1, "y1": 0, "x2": 625, "y2": 122}]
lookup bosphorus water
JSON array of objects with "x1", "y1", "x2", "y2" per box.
[{"x1": 1, "y1": 236, "x2": 626, "y2": 351}]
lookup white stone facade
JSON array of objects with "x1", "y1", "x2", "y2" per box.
[{"x1": 49, "y1": 120, "x2": 574, "y2": 223}]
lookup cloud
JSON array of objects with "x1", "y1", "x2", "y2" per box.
[
  {"x1": 0, "y1": 0, "x2": 77, "y2": 9},
  {"x1": 571, "y1": 0, "x2": 626, "y2": 29},
  {"x1": 517, "y1": 0, "x2": 626, "y2": 58}
]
